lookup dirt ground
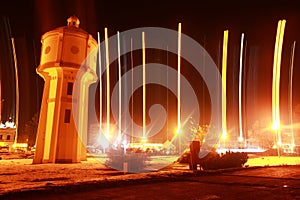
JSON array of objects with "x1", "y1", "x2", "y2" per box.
[
  {"x1": 1, "y1": 164, "x2": 300, "y2": 200},
  {"x1": 1, "y1": 153, "x2": 300, "y2": 199}
]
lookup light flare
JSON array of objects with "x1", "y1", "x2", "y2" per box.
[
  {"x1": 222, "y1": 30, "x2": 229, "y2": 142},
  {"x1": 104, "y1": 28, "x2": 110, "y2": 138},
  {"x1": 142, "y1": 32, "x2": 146, "y2": 141},
  {"x1": 238, "y1": 33, "x2": 244, "y2": 143},
  {"x1": 272, "y1": 19, "x2": 286, "y2": 147},
  {"x1": 97, "y1": 32, "x2": 103, "y2": 137},
  {"x1": 177, "y1": 23, "x2": 182, "y2": 132},
  {"x1": 117, "y1": 31, "x2": 122, "y2": 143}
]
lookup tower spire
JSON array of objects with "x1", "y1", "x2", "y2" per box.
[{"x1": 67, "y1": 15, "x2": 80, "y2": 28}]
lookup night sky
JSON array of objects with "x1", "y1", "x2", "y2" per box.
[{"x1": 1, "y1": 0, "x2": 300, "y2": 142}]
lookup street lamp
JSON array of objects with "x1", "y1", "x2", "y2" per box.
[
  {"x1": 272, "y1": 122, "x2": 281, "y2": 157},
  {"x1": 175, "y1": 128, "x2": 182, "y2": 154},
  {"x1": 221, "y1": 130, "x2": 227, "y2": 149}
]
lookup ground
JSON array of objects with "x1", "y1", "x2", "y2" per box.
[{"x1": 0, "y1": 154, "x2": 300, "y2": 199}]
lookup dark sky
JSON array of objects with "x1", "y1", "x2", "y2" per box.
[{"x1": 1, "y1": 0, "x2": 300, "y2": 141}]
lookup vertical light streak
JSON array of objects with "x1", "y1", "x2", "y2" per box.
[
  {"x1": 272, "y1": 23, "x2": 280, "y2": 131},
  {"x1": 167, "y1": 46, "x2": 169, "y2": 141},
  {"x1": 289, "y1": 41, "x2": 296, "y2": 148},
  {"x1": 117, "y1": 31, "x2": 122, "y2": 142},
  {"x1": 11, "y1": 38, "x2": 19, "y2": 146},
  {"x1": 276, "y1": 20, "x2": 286, "y2": 145},
  {"x1": 97, "y1": 32, "x2": 103, "y2": 136},
  {"x1": 222, "y1": 30, "x2": 229, "y2": 140},
  {"x1": 177, "y1": 23, "x2": 182, "y2": 131},
  {"x1": 238, "y1": 33, "x2": 244, "y2": 142},
  {"x1": 217, "y1": 40, "x2": 222, "y2": 148},
  {"x1": 142, "y1": 32, "x2": 146, "y2": 140},
  {"x1": 272, "y1": 20, "x2": 286, "y2": 147},
  {"x1": 243, "y1": 40, "x2": 248, "y2": 145},
  {"x1": 104, "y1": 28, "x2": 110, "y2": 137},
  {"x1": 130, "y1": 38, "x2": 134, "y2": 143}
]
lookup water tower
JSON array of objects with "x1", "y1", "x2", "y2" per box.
[{"x1": 33, "y1": 16, "x2": 97, "y2": 163}]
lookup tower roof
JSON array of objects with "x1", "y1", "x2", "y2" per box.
[
  {"x1": 45, "y1": 15, "x2": 88, "y2": 35},
  {"x1": 67, "y1": 15, "x2": 80, "y2": 28}
]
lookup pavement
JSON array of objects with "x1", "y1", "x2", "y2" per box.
[{"x1": 0, "y1": 158, "x2": 299, "y2": 200}]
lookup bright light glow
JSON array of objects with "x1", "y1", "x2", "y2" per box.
[
  {"x1": 272, "y1": 121, "x2": 281, "y2": 131},
  {"x1": 142, "y1": 31, "x2": 146, "y2": 140},
  {"x1": 101, "y1": 123, "x2": 116, "y2": 141},
  {"x1": 277, "y1": 140, "x2": 282, "y2": 146},
  {"x1": 117, "y1": 31, "x2": 122, "y2": 143},
  {"x1": 222, "y1": 30, "x2": 229, "y2": 141},
  {"x1": 175, "y1": 128, "x2": 182, "y2": 135},
  {"x1": 11, "y1": 38, "x2": 19, "y2": 146},
  {"x1": 177, "y1": 23, "x2": 182, "y2": 132},
  {"x1": 221, "y1": 130, "x2": 227, "y2": 140},
  {"x1": 217, "y1": 147, "x2": 265, "y2": 154},
  {"x1": 117, "y1": 134, "x2": 122, "y2": 143},
  {"x1": 97, "y1": 32, "x2": 103, "y2": 138},
  {"x1": 141, "y1": 136, "x2": 147, "y2": 143},
  {"x1": 0, "y1": 123, "x2": 5, "y2": 128},
  {"x1": 238, "y1": 136, "x2": 244, "y2": 142},
  {"x1": 272, "y1": 19, "x2": 286, "y2": 146},
  {"x1": 238, "y1": 33, "x2": 244, "y2": 142},
  {"x1": 130, "y1": 38, "x2": 134, "y2": 143},
  {"x1": 4, "y1": 121, "x2": 16, "y2": 128},
  {"x1": 104, "y1": 28, "x2": 110, "y2": 138},
  {"x1": 245, "y1": 156, "x2": 300, "y2": 167}
]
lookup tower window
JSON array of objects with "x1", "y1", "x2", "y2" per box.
[
  {"x1": 6, "y1": 135, "x2": 11, "y2": 140},
  {"x1": 64, "y1": 109, "x2": 71, "y2": 123},
  {"x1": 67, "y1": 82, "x2": 73, "y2": 95},
  {"x1": 0, "y1": 135, "x2": 2, "y2": 140}
]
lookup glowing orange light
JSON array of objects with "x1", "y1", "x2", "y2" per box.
[
  {"x1": 97, "y1": 32, "x2": 103, "y2": 137},
  {"x1": 175, "y1": 127, "x2": 182, "y2": 135},
  {"x1": 105, "y1": 28, "x2": 110, "y2": 138},
  {"x1": 272, "y1": 19, "x2": 286, "y2": 146},
  {"x1": 142, "y1": 31, "x2": 146, "y2": 140},
  {"x1": 222, "y1": 30, "x2": 229, "y2": 141},
  {"x1": 177, "y1": 23, "x2": 182, "y2": 131},
  {"x1": 238, "y1": 136, "x2": 243, "y2": 143},
  {"x1": 272, "y1": 121, "x2": 281, "y2": 131},
  {"x1": 221, "y1": 130, "x2": 227, "y2": 140},
  {"x1": 238, "y1": 33, "x2": 244, "y2": 142},
  {"x1": 117, "y1": 31, "x2": 122, "y2": 143}
]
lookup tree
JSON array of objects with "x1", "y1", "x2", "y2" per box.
[{"x1": 23, "y1": 112, "x2": 39, "y2": 147}]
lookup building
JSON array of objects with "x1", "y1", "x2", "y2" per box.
[
  {"x1": 0, "y1": 121, "x2": 16, "y2": 152},
  {"x1": 33, "y1": 16, "x2": 97, "y2": 163}
]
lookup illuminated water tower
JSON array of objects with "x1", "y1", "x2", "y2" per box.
[{"x1": 33, "y1": 16, "x2": 97, "y2": 163}]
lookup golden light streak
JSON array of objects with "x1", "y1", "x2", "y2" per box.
[
  {"x1": 11, "y1": 38, "x2": 19, "y2": 146},
  {"x1": 238, "y1": 33, "x2": 244, "y2": 142},
  {"x1": 177, "y1": 23, "x2": 182, "y2": 131},
  {"x1": 142, "y1": 32, "x2": 146, "y2": 140},
  {"x1": 272, "y1": 20, "x2": 286, "y2": 147},
  {"x1": 272, "y1": 23, "x2": 280, "y2": 132},
  {"x1": 130, "y1": 38, "x2": 134, "y2": 143},
  {"x1": 97, "y1": 32, "x2": 103, "y2": 135},
  {"x1": 276, "y1": 20, "x2": 286, "y2": 145},
  {"x1": 117, "y1": 31, "x2": 122, "y2": 142},
  {"x1": 222, "y1": 30, "x2": 229, "y2": 140},
  {"x1": 289, "y1": 41, "x2": 296, "y2": 148},
  {"x1": 104, "y1": 28, "x2": 110, "y2": 137}
]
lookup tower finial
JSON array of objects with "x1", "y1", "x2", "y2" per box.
[{"x1": 67, "y1": 15, "x2": 80, "y2": 28}]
